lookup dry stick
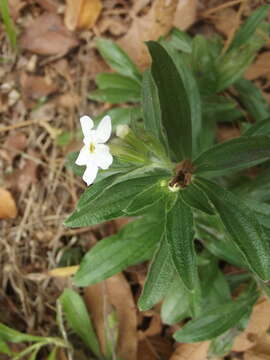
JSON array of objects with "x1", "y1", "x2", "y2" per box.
[
  {"x1": 0, "y1": 120, "x2": 35, "y2": 132},
  {"x1": 201, "y1": 0, "x2": 247, "y2": 17},
  {"x1": 222, "y1": 0, "x2": 246, "y2": 54}
]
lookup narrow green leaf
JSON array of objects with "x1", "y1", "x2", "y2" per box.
[
  {"x1": 174, "y1": 295, "x2": 257, "y2": 343},
  {"x1": 142, "y1": 69, "x2": 167, "y2": 148},
  {"x1": 65, "y1": 173, "x2": 166, "y2": 227},
  {"x1": 180, "y1": 182, "x2": 214, "y2": 215},
  {"x1": 195, "y1": 178, "x2": 270, "y2": 281},
  {"x1": 74, "y1": 217, "x2": 161, "y2": 286},
  {"x1": 166, "y1": 28, "x2": 192, "y2": 53},
  {"x1": 229, "y1": 5, "x2": 270, "y2": 49},
  {"x1": 166, "y1": 195, "x2": 198, "y2": 291},
  {"x1": 0, "y1": 323, "x2": 44, "y2": 343},
  {"x1": 0, "y1": 340, "x2": 11, "y2": 355},
  {"x1": 193, "y1": 136, "x2": 270, "y2": 176},
  {"x1": 96, "y1": 38, "x2": 141, "y2": 82},
  {"x1": 96, "y1": 73, "x2": 141, "y2": 92},
  {"x1": 244, "y1": 117, "x2": 270, "y2": 136},
  {"x1": 191, "y1": 35, "x2": 218, "y2": 95},
  {"x1": 0, "y1": 0, "x2": 17, "y2": 49},
  {"x1": 125, "y1": 181, "x2": 165, "y2": 215},
  {"x1": 161, "y1": 276, "x2": 190, "y2": 325},
  {"x1": 235, "y1": 78, "x2": 270, "y2": 122},
  {"x1": 89, "y1": 88, "x2": 140, "y2": 104},
  {"x1": 244, "y1": 198, "x2": 270, "y2": 229},
  {"x1": 47, "y1": 348, "x2": 57, "y2": 360},
  {"x1": 138, "y1": 238, "x2": 175, "y2": 311},
  {"x1": 147, "y1": 41, "x2": 192, "y2": 160},
  {"x1": 60, "y1": 289, "x2": 100, "y2": 356}
]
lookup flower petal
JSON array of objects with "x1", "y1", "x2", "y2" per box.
[
  {"x1": 80, "y1": 116, "x2": 94, "y2": 137},
  {"x1": 95, "y1": 144, "x2": 113, "y2": 169},
  {"x1": 82, "y1": 164, "x2": 99, "y2": 186},
  {"x1": 96, "y1": 115, "x2": 112, "y2": 143},
  {"x1": 75, "y1": 146, "x2": 89, "y2": 166}
]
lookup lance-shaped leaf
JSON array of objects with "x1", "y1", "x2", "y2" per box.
[
  {"x1": 96, "y1": 38, "x2": 141, "y2": 82},
  {"x1": 166, "y1": 194, "x2": 198, "y2": 291},
  {"x1": 174, "y1": 294, "x2": 257, "y2": 343},
  {"x1": 60, "y1": 289, "x2": 100, "y2": 356},
  {"x1": 65, "y1": 173, "x2": 164, "y2": 228},
  {"x1": 142, "y1": 70, "x2": 168, "y2": 149},
  {"x1": 181, "y1": 182, "x2": 214, "y2": 215},
  {"x1": 195, "y1": 178, "x2": 270, "y2": 281},
  {"x1": 138, "y1": 237, "x2": 175, "y2": 311},
  {"x1": 244, "y1": 117, "x2": 270, "y2": 136},
  {"x1": 193, "y1": 136, "x2": 270, "y2": 176},
  {"x1": 74, "y1": 217, "x2": 161, "y2": 286},
  {"x1": 147, "y1": 41, "x2": 192, "y2": 160}
]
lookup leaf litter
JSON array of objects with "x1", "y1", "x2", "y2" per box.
[{"x1": 1, "y1": 0, "x2": 270, "y2": 359}]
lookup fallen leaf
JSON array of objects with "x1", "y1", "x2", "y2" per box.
[
  {"x1": 65, "y1": 0, "x2": 102, "y2": 31},
  {"x1": 246, "y1": 52, "x2": 270, "y2": 80},
  {"x1": 47, "y1": 266, "x2": 79, "y2": 277},
  {"x1": 4, "y1": 131, "x2": 27, "y2": 163},
  {"x1": 20, "y1": 13, "x2": 79, "y2": 56},
  {"x1": 84, "y1": 273, "x2": 138, "y2": 360},
  {"x1": 170, "y1": 342, "x2": 210, "y2": 360},
  {"x1": 173, "y1": 0, "x2": 198, "y2": 30},
  {"x1": 118, "y1": 0, "x2": 179, "y2": 69},
  {"x1": 233, "y1": 297, "x2": 270, "y2": 352},
  {"x1": 20, "y1": 73, "x2": 58, "y2": 101},
  {"x1": 209, "y1": 8, "x2": 239, "y2": 38},
  {"x1": 0, "y1": 188, "x2": 17, "y2": 219}
]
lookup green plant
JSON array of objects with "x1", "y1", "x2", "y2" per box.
[
  {"x1": 66, "y1": 4, "x2": 270, "y2": 358},
  {"x1": 0, "y1": 0, "x2": 17, "y2": 49}
]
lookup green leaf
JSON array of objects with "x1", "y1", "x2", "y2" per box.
[
  {"x1": 244, "y1": 117, "x2": 270, "y2": 136},
  {"x1": 195, "y1": 214, "x2": 247, "y2": 268},
  {"x1": 60, "y1": 289, "x2": 100, "y2": 356},
  {"x1": 147, "y1": 41, "x2": 192, "y2": 160},
  {"x1": 96, "y1": 38, "x2": 141, "y2": 82},
  {"x1": 138, "y1": 238, "x2": 175, "y2": 311},
  {"x1": 0, "y1": 323, "x2": 44, "y2": 343},
  {"x1": 166, "y1": 194, "x2": 198, "y2": 291},
  {"x1": 195, "y1": 178, "x2": 270, "y2": 281},
  {"x1": 244, "y1": 198, "x2": 270, "y2": 229},
  {"x1": 180, "y1": 182, "x2": 214, "y2": 215},
  {"x1": 174, "y1": 295, "x2": 257, "y2": 343},
  {"x1": 89, "y1": 88, "x2": 140, "y2": 104},
  {"x1": 193, "y1": 136, "x2": 270, "y2": 176},
  {"x1": 0, "y1": 340, "x2": 11, "y2": 355},
  {"x1": 229, "y1": 5, "x2": 270, "y2": 49},
  {"x1": 166, "y1": 28, "x2": 192, "y2": 53},
  {"x1": 235, "y1": 78, "x2": 270, "y2": 122},
  {"x1": 74, "y1": 217, "x2": 162, "y2": 286},
  {"x1": 96, "y1": 73, "x2": 141, "y2": 92},
  {"x1": 125, "y1": 181, "x2": 166, "y2": 215},
  {"x1": 65, "y1": 172, "x2": 166, "y2": 227},
  {"x1": 0, "y1": 0, "x2": 17, "y2": 49},
  {"x1": 163, "y1": 46, "x2": 202, "y2": 157},
  {"x1": 47, "y1": 348, "x2": 57, "y2": 360},
  {"x1": 161, "y1": 276, "x2": 190, "y2": 325},
  {"x1": 191, "y1": 35, "x2": 218, "y2": 95},
  {"x1": 142, "y1": 70, "x2": 168, "y2": 148}
]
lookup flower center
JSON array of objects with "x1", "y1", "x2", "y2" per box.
[{"x1": 89, "y1": 143, "x2": 95, "y2": 153}]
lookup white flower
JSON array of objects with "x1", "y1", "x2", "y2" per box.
[{"x1": 76, "y1": 115, "x2": 113, "y2": 186}]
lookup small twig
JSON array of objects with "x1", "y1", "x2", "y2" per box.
[
  {"x1": 0, "y1": 120, "x2": 35, "y2": 133},
  {"x1": 201, "y1": 0, "x2": 247, "y2": 17}
]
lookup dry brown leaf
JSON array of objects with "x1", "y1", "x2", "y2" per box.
[
  {"x1": 233, "y1": 297, "x2": 270, "y2": 352},
  {"x1": 20, "y1": 13, "x2": 79, "y2": 56},
  {"x1": 118, "y1": 0, "x2": 179, "y2": 69},
  {"x1": 20, "y1": 73, "x2": 58, "y2": 101},
  {"x1": 170, "y1": 341, "x2": 210, "y2": 360},
  {"x1": 210, "y1": 8, "x2": 239, "y2": 38},
  {"x1": 4, "y1": 131, "x2": 27, "y2": 163},
  {"x1": 246, "y1": 52, "x2": 270, "y2": 80},
  {"x1": 84, "y1": 273, "x2": 138, "y2": 360},
  {"x1": 65, "y1": 0, "x2": 102, "y2": 31},
  {"x1": 0, "y1": 188, "x2": 17, "y2": 219},
  {"x1": 173, "y1": 0, "x2": 197, "y2": 30}
]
